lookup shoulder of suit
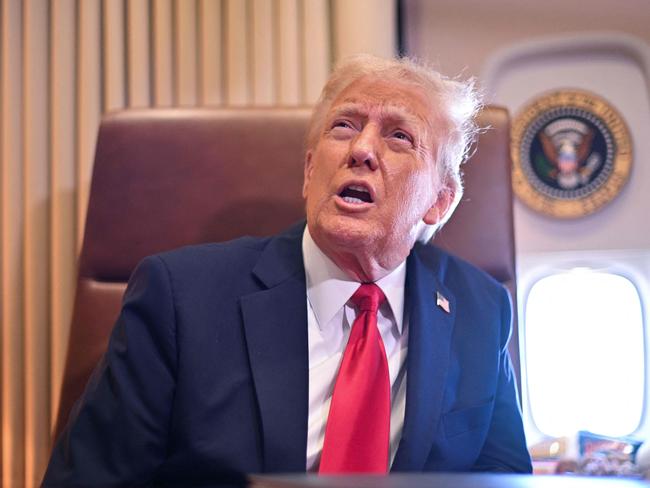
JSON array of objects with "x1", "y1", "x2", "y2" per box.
[
  {"x1": 150, "y1": 234, "x2": 275, "y2": 275},
  {"x1": 413, "y1": 242, "x2": 504, "y2": 293},
  {"x1": 132, "y1": 223, "x2": 305, "y2": 294}
]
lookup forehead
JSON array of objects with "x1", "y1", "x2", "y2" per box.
[{"x1": 328, "y1": 76, "x2": 435, "y2": 126}]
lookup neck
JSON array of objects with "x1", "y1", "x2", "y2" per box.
[{"x1": 310, "y1": 233, "x2": 411, "y2": 283}]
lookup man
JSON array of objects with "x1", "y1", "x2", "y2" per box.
[{"x1": 44, "y1": 55, "x2": 532, "y2": 486}]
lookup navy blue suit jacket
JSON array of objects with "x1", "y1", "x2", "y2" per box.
[{"x1": 44, "y1": 223, "x2": 532, "y2": 486}]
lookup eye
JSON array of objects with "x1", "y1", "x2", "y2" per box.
[
  {"x1": 391, "y1": 130, "x2": 414, "y2": 144},
  {"x1": 328, "y1": 119, "x2": 358, "y2": 139},
  {"x1": 332, "y1": 119, "x2": 355, "y2": 130}
]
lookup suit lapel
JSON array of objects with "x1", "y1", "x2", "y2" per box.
[
  {"x1": 240, "y1": 224, "x2": 309, "y2": 472},
  {"x1": 392, "y1": 246, "x2": 456, "y2": 471}
]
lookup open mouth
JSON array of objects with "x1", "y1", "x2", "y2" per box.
[{"x1": 338, "y1": 184, "x2": 374, "y2": 204}]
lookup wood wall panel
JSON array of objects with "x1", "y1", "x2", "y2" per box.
[
  {"x1": 49, "y1": 0, "x2": 77, "y2": 460},
  {"x1": 332, "y1": 0, "x2": 396, "y2": 61},
  {"x1": 152, "y1": 0, "x2": 174, "y2": 106},
  {"x1": 225, "y1": 0, "x2": 249, "y2": 105},
  {"x1": 23, "y1": 2, "x2": 50, "y2": 485},
  {"x1": 302, "y1": 0, "x2": 330, "y2": 104},
  {"x1": 277, "y1": 0, "x2": 301, "y2": 104},
  {"x1": 1, "y1": 2, "x2": 25, "y2": 487},
  {"x1": 252, "y1": 0, "x2": 274, "y2": 105},
  {"x1": 77, "y1": 0, "x2": 101, "y2": 248},
  {"x1": 102, "y1": 0, "x2": 126, "y2": 111},
  {"x1": 199, "y1": 0, "x2": 223, "y2": 105},
  {"x1": 127, "y1": 0, "x2": 151, "y2": 107},
  {"x1": 174, "y1": 0, "x2": 198, "y2": 106}
]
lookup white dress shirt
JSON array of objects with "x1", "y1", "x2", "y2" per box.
[{"x1": 302, "y1": 228, "x2": 409, "y2": 471}]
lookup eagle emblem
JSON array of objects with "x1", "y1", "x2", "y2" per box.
[
  {"x1": 538, "y1": 118, "x2": 596, "y2": 190},
  {"x1": 511, "y1": 89, "x2": 632, "y2": 218}
]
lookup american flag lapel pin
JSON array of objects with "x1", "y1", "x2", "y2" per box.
[{"x1": 436, "y1": 291, "x2": 450, "y2": 314}]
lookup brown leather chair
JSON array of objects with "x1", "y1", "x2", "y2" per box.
[{"x1": 52, "y1": 106, "x2": 519, "y2": 442}]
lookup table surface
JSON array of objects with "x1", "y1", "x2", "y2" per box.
[{"x1": 249, "y1": 473, "x2": 649, "y2": 488}]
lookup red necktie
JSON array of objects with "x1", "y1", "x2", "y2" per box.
[{"x1": 319, "y1": 283, "x2": 390, "y2": 474}]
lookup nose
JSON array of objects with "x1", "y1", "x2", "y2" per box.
[{"x1": 348, "y1": 125, "x2": 380, "y2": 171}]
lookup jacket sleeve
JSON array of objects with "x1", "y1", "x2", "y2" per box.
[
  {"x1": 43, "y1": 255, "x2": 178, "y2": 487},
  {"x1": 472, "y1": 286, "x2": 533, "y2": 473}
]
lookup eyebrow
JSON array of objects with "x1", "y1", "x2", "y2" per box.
[{"x1": 329, "y1": 102, "x2": 423, "y2": 128}]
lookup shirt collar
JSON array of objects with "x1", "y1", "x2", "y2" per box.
[{"x1": 302, "y1": 227, "x2": 406, "y2": 334}]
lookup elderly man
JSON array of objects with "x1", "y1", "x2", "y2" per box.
[{"x1": 44, "y1": 55, "x2": 532, "y2": 486}]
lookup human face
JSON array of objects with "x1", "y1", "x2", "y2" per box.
[{"x1": 303, "y1": 76, "x2": 453, "y2": 269}]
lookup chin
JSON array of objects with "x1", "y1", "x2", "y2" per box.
[{"x1": 312, "y1": 213, "x2": 380, "y2": 249}]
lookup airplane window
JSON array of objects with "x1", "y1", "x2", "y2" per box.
[{"x1": 524, "y1": 268, "x2": 645, "y2": 438}]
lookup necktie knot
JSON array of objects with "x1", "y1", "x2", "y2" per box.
[{"x1": 351, "y1": 283, "x2": 386, "y2": 313}]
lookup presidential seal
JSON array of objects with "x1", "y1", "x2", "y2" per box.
[{"x1": 511, "y1": 89, "x2": 632, "y2": 218}]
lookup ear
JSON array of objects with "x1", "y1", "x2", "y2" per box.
[
  {"x1": 423, "y1": 186, "x2": 455, "y2": 225},
  {"x1": 302, "y1": 150, "x2": 314, "y2": 199}
]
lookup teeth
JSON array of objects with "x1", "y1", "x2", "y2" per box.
[
  {"x1": 347, "y1": 185, "x2": 369, "y2": 194},
  {"x1": 343, "y1": 196, "x2": 365, "y2": 204}
]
